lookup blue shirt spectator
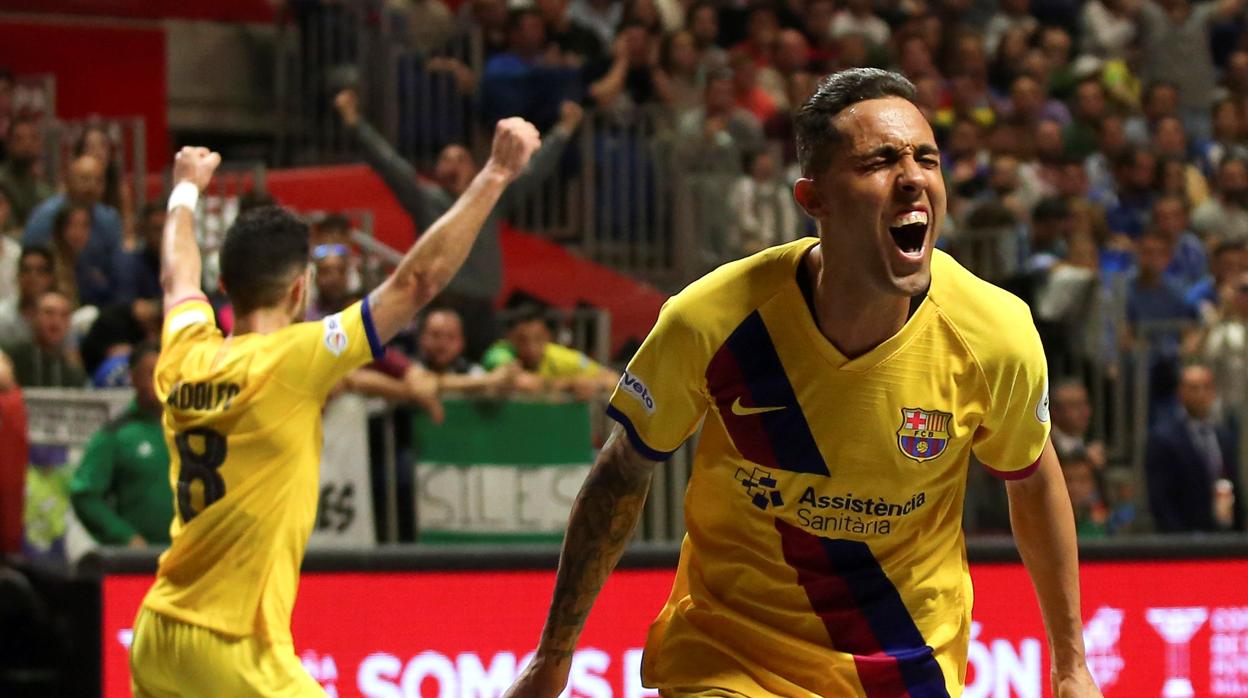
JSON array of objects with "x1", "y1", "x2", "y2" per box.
[{"x1": 23, "y1": 155, "x2": 123, "y2": 274}]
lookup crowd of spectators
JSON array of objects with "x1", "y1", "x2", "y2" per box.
[{"x1": 8, "y1": 0, "x2": 1248, "y2": 545}]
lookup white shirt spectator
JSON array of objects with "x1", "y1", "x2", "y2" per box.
[
  {"x1": 830, "y1": 10, "x2": 890, "y2": 48},
  {"x1": 1080, "y1": 0, "x2": 1137, "y2": 60}
]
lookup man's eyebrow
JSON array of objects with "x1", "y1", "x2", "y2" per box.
[
  {"x1": 855, "y1": 143, "x2": 941, "y2": 160},
  {"x1": 915, "y1": 143, "x2": 941, "y2": 157}
]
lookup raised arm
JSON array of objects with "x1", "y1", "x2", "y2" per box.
[
  {"x1": 161, "y1": 147, "x2": 221, "y2": 312},
  {"x1": 367, "y1": 118, "x2": 540, "y2": 343},
  {"x1": 504, "y1": 423, "x2": 659, "y2": 698},
  {"x1": 335, "y1": 89, "x2": 441, "y2": 229},
  {"x1": 501, "y1": 101, "x2": 583, "y2": 205},
  {"x1": 1005, "y1": 440, "x2": 1102, "y2": 698}
]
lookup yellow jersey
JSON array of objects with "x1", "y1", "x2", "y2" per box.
[
  {"x1": 141, "y1": 295, "x2": 382, "y2": 643},
  {"x1": 607, "y1": 240, "x2": 1050, "y2": 697}
]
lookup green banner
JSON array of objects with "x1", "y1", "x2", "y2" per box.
[{"x1": 413, "y1": 399, "x2": 595, "y2": 543}]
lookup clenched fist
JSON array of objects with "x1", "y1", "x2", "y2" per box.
[
  {"x1": 483, "y1": 118, "x2": 541, "y2": 184},
  {"x1": 172, "y1": 146, "x2": 222, "y2": 191}
]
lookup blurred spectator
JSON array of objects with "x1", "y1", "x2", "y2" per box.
[
  {"x1": 758, "y1": 30, "x2": 811, "y2": 112},
  {"x1": 985, "y1": 0, "x2": 1038, "y2": 56},
  {"x1": 587, "y1": 21, "x2": 663, "y2": 112},
  {"x1": 69, "y1": 342, "x2": 172, "y2": 547},
  {"x1": 1103, "y1": 466, "x2": 1139, "y2": 534},
  {"x1": 729, "y1": 49, "x2": 777, "y2": 123},
  {"x1": 335, "y1": 89, "x2": 582, "y2": 359},
  {"x1": 655, "y1": 30, "x2": 707, "y2": 116},
  {"x1": 463, "y1": 0, "x2": 510, "y2": 57},
  {"x1": 729, "y1": 149, "x2": 800, "y2": 257},
  {"x1": 687, "y1": 1, "x2": 728, "y2": 73},
  {"x1": 0, "y1": 246, "x2": 54, "y2": 346},
  {"x1": 1051, "y1": 378, "x2": 1108, "y2": 470},
  {"x1": 387, "y1": 0, "x2": 457, "y2": 54},
  {"x1": 72, "y1": 125, "x2": 128, "y2": 235},
  {"x1": 676, "y1": 69, "x2": 764, "y2": 173},
  {"x1": 1034, "y1": 230, "x2": 1101, "y2": 375},
  {"x1": 482, "y1": 305, "x2": 620, "y2": 398},
  {"x1": 1126, "y1": 231, "x2": 1201, "y2": 416},
  {"x1": 1085, "y1": 113, "x2": 1130, "y2": 199},
  {"x1": 1005, "y1": 74, "x2": 1072, "y2": 128},
  {"x1": 0, "y1": 190, "x2": 19, "y2": 303},
  {"x1": 481, "y1": 8, "x2": 580, "y2": 125},
  {"x1": 800, "y1": 0, "x2": 837, "y2": 70},
  {"x1": 1202, "y1": 269, "x2": 1248, "y2": 415},
  {"x1": 23, "y1": 155, "x2": 123, "y2": 270},
  {"x1": 0, "y1": 117, "x2": 52, "y2": 227},
  {"x1": 415, "y1": 307, "x2": 511, "y2": 394},
  {"x1": 1125, "y1": 82, "x2": 1180, "y2": 147},
  {"x1": 1222, "y1": 49, "x2": 1248, "y2": 98},
  {"x1": 830, "y1": 0, "x2": 890, "y2": 49},
  {"x1": 1080, "y1": 0, "x2": 1137, "y2": 61},
  {"x1": 733, "y1": 4, "x2": 779, "y2": 67},
  {"x1": 1151, "y1": 195, "x2": 1209, "y2": 292},
  {"x1": 49, "y1": 203, "x2": 119, "y2": 308},
  {"x1": 1152, "y1": 116, "x2": 1211, "y2": 204},
  {"x1": 1064, "y1": 79, "x2": 1111, "y2": 160},
  {"x1": 764, "y1": 72, "x2": 818, "y2": 165},
  {"x1": 1196, "y1": 99, "x2": 1248, "y2": 176},
  {"x1": 1105, "y1": 147, "x2": 1157, "y2": 237},
  {"x1": 1192, "y1": 157, "x2": 1248, "y2": 243},
  {"x1": 0, "y1": 348, "x2": 26, "y2": 556},
  {"x1": 538, "y1": 0, "x2": 606, "y2": 67},
  {"x1": 1040, "y1": 25, "x2": 1080, "y2": 98},
  {"x1": 1146, "y1": 363, "x2": 1244, "y2": 532},
  {"x1": 1187, "y1": 240, "x2": 1248, "y2": 320},
  {"x1": 1137, "y1": 0, "x2": 1246, "y2": 135},
  {"x1": 115, "y1": 202, "x2": 165, "y2": 304},
  {"x1": 568, "y1": 0, "x2": 622, "y2": 48},
  {"x1": 1, "y1": 290, "x2": 86, "y2": 388},
  {"x1": 1059, "y1": 447, "x2": 1109, "y2": 538},
  {"x1": 307, "y1": 244, "x2": 357, "y2": 321},
  {"x1": 989, "y1": 27, "x2": 1032, "y2": 94},
  {"x1": 79, "y1": 299, "x2": 161, "y2": 386}
]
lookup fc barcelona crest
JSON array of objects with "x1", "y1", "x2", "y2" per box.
[{"x1": 897, "y1": 407, "x2": 952, "y2": 462}]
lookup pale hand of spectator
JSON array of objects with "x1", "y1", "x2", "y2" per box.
[
  {"x1": 1085, "y1": 441, "x2": 1107, "y2": 471},
  {"x1": 405, "y1": 367, "x2": 445, "y2": 425},
  {"x1": 556, "y1": 101, "x2": 585, "y2": 135},
  {"x1": 482, "y1": 118, "x2": 541, "y2": 184},
  {"x1": 334, "y1": 88, "x2": 361, "y2": 127},
  {"x1": 568, "y1": 376, "x2": 603, "y2": 401},
  {"x1": 512, "y1": 370, "x2": 546, "y2": 394},
  {"x1": 173, "y1": 146, "x2": 221, "y2": 192},
  {"x1": 127, "y1": 534, "x2": 147, "y2": 549}
]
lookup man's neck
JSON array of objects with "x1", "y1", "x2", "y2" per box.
[
  {"x1": 804, "y1": 245, "x2": 913, "y2": 359},
  {"x1": 232, "y1": 306, "x2": 294, "y2": 336}
]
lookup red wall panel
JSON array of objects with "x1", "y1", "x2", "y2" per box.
[
  {"x1": 0, "y1": 1, "x2": 273, "y2": 22},
  {"x1": 0, "y1": 19, "x2": 168, "y2": 172}
]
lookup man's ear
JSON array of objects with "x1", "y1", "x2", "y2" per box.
[{"x1": 794, "y1": 178, "x2": 825, "y2": 219}]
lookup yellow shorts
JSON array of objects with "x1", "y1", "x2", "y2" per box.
[{"x1": 129, "y1": 607, "x2": 325, "y2": 698}]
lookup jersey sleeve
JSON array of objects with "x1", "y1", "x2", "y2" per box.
[
  {"x1": 607, "y1": 300, "x2": 710, "y2": 460},
  {"x1": 971, "y1": 315, "x2": 1051, "y2": 479},
  {"x1": 156, "y1": 296, "x2": 222, "y2": 398},
  {"x1": 276, "y1": 297, "x2": 384, "y2": 397}
]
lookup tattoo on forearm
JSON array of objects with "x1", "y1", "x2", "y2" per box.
[{"x1": 540, "y1": 430, "x2": 654, "y2": 656}]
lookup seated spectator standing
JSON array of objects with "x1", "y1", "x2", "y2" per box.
[
  {"x1": 0, "y1": 117, "x2": 53, "y2": 227},
  {"x1": 23, "y1": 155, "x2": 123, "y2": 269},
  {"x1": 0, "y1": 246, "x2": 55, "y2": 346},
  {"x1": 69, "y1": 342, "x2": 172, "y2": 547},
  {"x1": 334, "y1": 88, "x2": 581, "y2": 360},
  {"x1": 1146, "y1": 364, "x2": 1245, "y2": 532},
  {"x1": 481, "y1": 8, "x2": 579, "y2": 127},
  {"x1": 2, "y1": 290, "x2": 86, "y2": 388},
  {"x1": 482, "y1": 304, "x2": 619, "y2": 398}
]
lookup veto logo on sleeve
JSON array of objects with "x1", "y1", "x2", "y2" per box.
[
  {"x1": 619, "y1": 371, "x2": 655, "y2": 414},
  {"x1": 1036, "y1": 379, "x2": 1050, "y2": 423},
  {"x1": 323, "y1": 313, "x2": 349, "y2": 357}
]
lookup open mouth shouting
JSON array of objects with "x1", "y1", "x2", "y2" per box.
[{"x1": 889, "y1": 208, "x2": 929, "y2": 261}]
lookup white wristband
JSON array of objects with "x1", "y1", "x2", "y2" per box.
[{"x1": 167, "y1": 181, "x2": 200, "y2": 213}]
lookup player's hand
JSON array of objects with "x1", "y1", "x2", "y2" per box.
[
  {"x1": 334, "y1": 88, "x2": 361, "y2": 127},
  {"x1": 172, "y1": 146, "x2": 221, "y2": 192},
  {"x1": 483, "y1": 118, "x2": 541, "y2": 184},
  {"x1": 503, "y1": 654, "x2": 571, "y2": 698},
  {"x1": 556, "y1": 100, "x2": 584, "y2": 133},
  {"x1": 1053, "y1": 666, "x2": 1103, "y2": 697}
]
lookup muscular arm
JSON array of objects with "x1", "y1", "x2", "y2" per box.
[
  {"x1": 367, "y1": 118, "x2": 540, "y2": 343},
  {"x1": 161, "y1": 147, "x2": 219, "y2": 311},
  {"x1": 1005, "y1": 440, "x2": 1100, "y2": 696},
  {"x1": 508, "y1": 424, "x2": 658, "y2": 696}
]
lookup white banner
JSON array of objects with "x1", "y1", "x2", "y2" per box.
[
  {"x1": 309, "y1": 393, "x2": 376, "y2": 548},
  {"x1": 416, "y1": 463, "x2": 591, "y2": 538}
]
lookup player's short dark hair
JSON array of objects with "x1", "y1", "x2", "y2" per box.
[
  {"x1": 129, "y1": 340, "x2": 161, "y2": 370},
  {"x1": 219, "y1": 206, "x2": 309, "y2": 316},
  {"x1": 795, "y1": 68, "x2": 917, "y2": 177}
]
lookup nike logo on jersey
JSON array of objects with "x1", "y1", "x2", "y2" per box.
[{"x1": 731, "y1": 397, "x2": 787, "y2": 416}]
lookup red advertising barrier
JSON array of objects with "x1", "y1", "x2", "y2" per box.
[{"x1": 103, "y1": 560, "x2": 1248, "y2": 697}]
